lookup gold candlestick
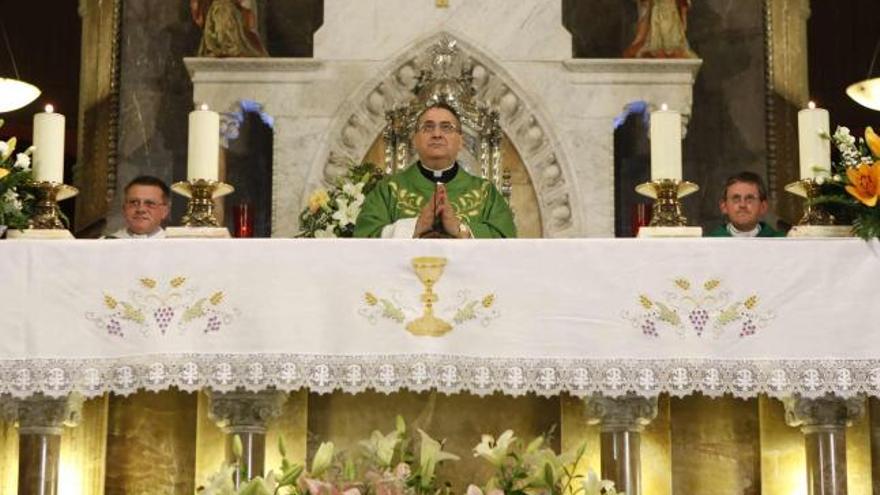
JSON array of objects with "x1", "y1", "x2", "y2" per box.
[
  {"x1": 635, "y1": 179, "x2": 699, "y2": 227},
  {"x1": 784, "y1": 178, "x2": 834, "y2": 226},
  {"x1": 28, "y1": 181, "x2": 78, "y2": 230},
  {"x1": 171, "y1": 179, "x2": 234, "y2": 227},
  {"x1": 406, "y1": 256, "x2": 452, "y2": 337}
]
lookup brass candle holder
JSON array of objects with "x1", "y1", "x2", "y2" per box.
[
  {"x1": 28, "y1": 181, "x2": 78, "y2": 230},
  {"x1": 784, "y1": 178, "x2": 834, "y2": 226},
  {"x1": 635, "y1": 179, "x2": 699, "y2": 227},
  {"x1": 171, "y1": 179, "x2": 234, "y2": 227},
  {"x1": 406, "y1": 256, "x2": 452, "y2": 337}
]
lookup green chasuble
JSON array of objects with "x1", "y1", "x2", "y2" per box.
[
  {"x1": 353, "y1": 163, "x2": 517, "y2": 238},
  {"x1": 705, "y1": 221, "x2": 785, "y2": 237}
]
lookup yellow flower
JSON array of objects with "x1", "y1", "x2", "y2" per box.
[
  {"x1": 0, "y1": 168, "x2": 8, "y2": 180},
  {"x1": 866, "y1": 127, "x2": 880, "y2": 158},
  {"x1": 307, "y1": 188, "x2": 330, "y2": 214},
  {"x1": 844, "y1": 161, "x2": 880, "y2": 207},
  {"x1": 1, "y1": 137, "x2": 15, "y2": 161}
]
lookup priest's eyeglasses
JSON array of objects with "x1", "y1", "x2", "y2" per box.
[
  {"x1": 418, "y1": 122, "x2": 460, "y2": 134},
  {"x1": 726, "y1": 194, "x2": 760, "y2": 205},
  {"x1": 125, "y1": 199, "x2": 165, "y2": 209}
]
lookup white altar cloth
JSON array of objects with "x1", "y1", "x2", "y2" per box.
[{"x1": 1, "y1": 238, "x2": 879, "y2": 399}]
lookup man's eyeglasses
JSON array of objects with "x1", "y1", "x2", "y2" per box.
[
  {"x1": 418, "y1": 122, "x2": 460, "y2": 135},
  {"x1": 726, "y1": 195, "x2": 760, "y2": 205},
  {"x1": 125, "y1": 199, "x2": 165, "y2": 209}
]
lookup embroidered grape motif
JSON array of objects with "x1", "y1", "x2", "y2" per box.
[
  {"x1": 688, "y1": 308, "x2": 709, "y2": 335},
  {"x1": 641, "y1": 317, "x2": 658, "y2": 337},
  {"x1": 153, "y1": 306, "x2": 174, "y2": 333},
  {"x1": 107, "y1": 318, "x2": 122, "y2": 336},
  {"x1": 740, "y1": 318, "x2": 757, "y2": 337},
  {"x1": 204, "y1": 314, "x2": 222, "y2": 334}
]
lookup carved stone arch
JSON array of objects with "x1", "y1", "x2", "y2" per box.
[{"x1": 307, "y1": 31, "x2": 581, "y2": 237}]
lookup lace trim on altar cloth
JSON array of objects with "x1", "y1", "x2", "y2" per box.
[{"x1": 2, "y1": 355, "x2": 880, "y2": 399}]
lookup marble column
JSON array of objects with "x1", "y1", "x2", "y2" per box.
[
  {"x1": 0, "y1": 393, "x2": 83, "y2": 495},
  {"x1": 208, "y1": 389, "x2": 287, "y2": 485},
  {"x1": 783, "y1": 394, "x2": 865, "y2": 495},
  {"x1": 583, "y1": 394, "x2": 658, "y2": 495}
]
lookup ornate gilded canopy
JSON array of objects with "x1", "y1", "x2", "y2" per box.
[{"x1": 383, "y1": 37, "x2": 510, "y2": 198}]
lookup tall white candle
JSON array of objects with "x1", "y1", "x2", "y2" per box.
[
  {"x1": 187, "y1": 104, "x2": 220, "y2": 181},
  {"x1": 797, "y1": 102, "x2": 831, "y2": 179},
  {"x1": 32, "y1": 105, "x2": 65, "y2": 183},
  {"x1": 649, "y1": 105, "x2": 683, "y2": 181}
]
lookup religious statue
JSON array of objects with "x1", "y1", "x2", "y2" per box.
[
  {"x1": 624, "y1": 0, "x2": 697, "y2": 59},
  {"x1": 190, "y1": 0, "x2": 268, "y2": 57}
]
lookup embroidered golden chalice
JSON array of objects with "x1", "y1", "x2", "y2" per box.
[{"x1": 407, "y1": 256, "x2": 452, "y2": 337}]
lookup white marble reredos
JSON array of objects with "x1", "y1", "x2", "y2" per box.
[
  {"x1": 315, "y1": 0, "x2": 571, "y2": 62},
  {"x1": 185, "y1": 0, "x2": 701, "y2": 238}
]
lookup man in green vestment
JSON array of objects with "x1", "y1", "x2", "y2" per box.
[
  {"x1": 353, "y1": 103, "x2": 516, "y2": 239},
  {"x1": 705, "y1": 171, "x2": 785, "y2": 237}
]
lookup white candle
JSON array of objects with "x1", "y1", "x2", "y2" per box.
[
  {"x1": 187, "y1": 104, "x2": 220, "y2": 181},
  {"x1": 649, "y1": 104, "x2": 683, "y2": 181},
  {"x1": 32, "y1": 105, "x2": 65, "y2": 183},
  {"x1": 797, "y1": 102, "x2": 831, "y2": 179}
]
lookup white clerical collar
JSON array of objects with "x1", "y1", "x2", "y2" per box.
[
  {"x1": 417, "y1": 162, "x2": 459, "y2": 183},
  {"x1": 431, "y1": 163, "x2": 455, "y2": 178},
  {"x1": 727, "y1": 223, "x2": 761, "y2": 237}
]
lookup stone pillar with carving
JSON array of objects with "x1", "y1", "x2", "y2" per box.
[
  {"x1": 209, "y1": 389, "x2": 288, "y2": 484},
  {"x1": 583, "y1": 394, "x2": 658, "y2": 495},
  {"x1": 0, "y1": 393, "x2": 83, "y2": 495},
  {"x1": 783, "y1": 394, "x2": 865, "y2": 495}
]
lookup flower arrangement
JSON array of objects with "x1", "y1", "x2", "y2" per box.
[
  {"x1": 814, "y1": 126, "x2": 880, "y2": 239},
  {"x1": 468, "y1": 430, "x2": 619, "y2": 495},
  {"x1": 198, "y1": 416, "x2": 459, "y2": 495},
  {"x1": 297, "y1": 162, "x2": 384, "y2": 238},
  {"x1": 198, "y1": 420, "x2": 620, "y2": 495},
  {"x1": 0, "y1": 119, "x2": 36, "y2": 231}
]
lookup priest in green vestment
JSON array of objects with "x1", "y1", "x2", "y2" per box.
[
  {"x1": 354, "y1": 103, "x2": 516, "y2": 239},
  {"x1": 705, "y1": 171, "x2": 785, "y2": 237}
]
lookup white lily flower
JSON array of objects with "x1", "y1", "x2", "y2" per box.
[
  {"x1": 332, "y1": 198, "x2": 361, "y2": 227},
  {"x1": 15, "y1": 152, "x2": 31, "y2": 170},
  {"x1": 3, "y1": 190, "x2": 21, "y2": 211},
  {"x1": 310, "y1": 441, "x2": 335, "y2": 477},
  {"x1": 360, "y1": 428, "x2": 400, "y2": 467},
  {"x1": 581, "y1": 469, "x2": 617, "y2": 495},
  {"x1": 418, "y1": 429, "x2": 459, "y2": 487},
  {"x1": 342, "y1": 181, "x2": 365, "y2": 197},
  {"x1": 473, "y1": 430, "x2": 516, "y2": 466},
  {"x1": 0, "y1": 141, "x2": 7, "y2": 158},
  {"x1": 199, "y1": 465, "x2": 237, "y2": 495}
]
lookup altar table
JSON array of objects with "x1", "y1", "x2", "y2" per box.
[{"x1": 2, "y1": 238, "x2": 879, "y2": 400}]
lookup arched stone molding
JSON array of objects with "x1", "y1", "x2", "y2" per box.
[{"x1": 305, "y1": 31, "x2": 580, "y2": 237}]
